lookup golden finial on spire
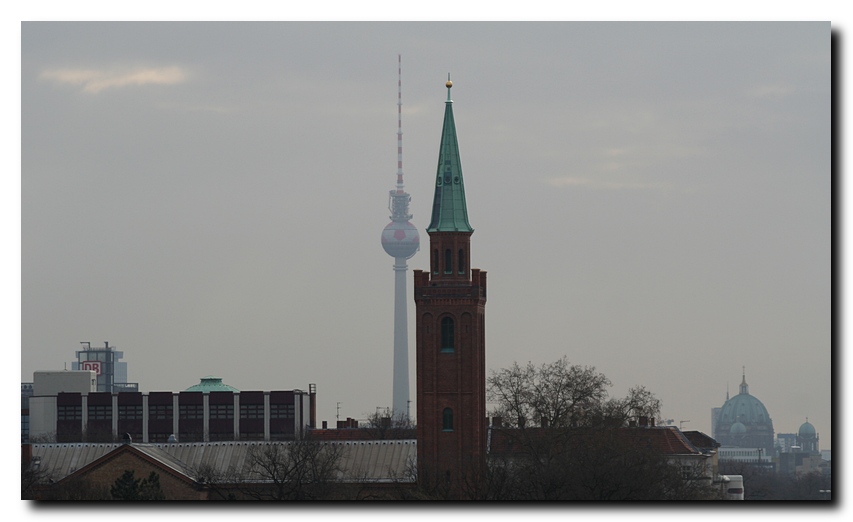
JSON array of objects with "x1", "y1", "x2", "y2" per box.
[{"x1": 446, "y1": 73, "x2": 452, "y2": 89}]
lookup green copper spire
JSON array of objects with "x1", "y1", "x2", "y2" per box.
[{"x1": 427, "y1": 75, "x2": 473, "y2": 233}]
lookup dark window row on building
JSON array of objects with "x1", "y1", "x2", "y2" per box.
[{"x1": 35, "y1": 390, "x2": 313, "y2": 443}]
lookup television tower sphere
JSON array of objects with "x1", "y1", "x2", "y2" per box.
[{"x1": 381, "y1": 220, "x2": 420, "y2": 259}]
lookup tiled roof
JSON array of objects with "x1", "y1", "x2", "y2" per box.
[
  {"x1": 30, "y1": 440, "x2": 417, "y2": 484},
  {"x1": 682, "y1": 430, "x2": 721, "y2": 451},
  {"x1": 488, "y1": 426, "x2": 707, "y2": 457},
  {"x1": 615, "y1": 426, "x2": 702, "y2": 455}
]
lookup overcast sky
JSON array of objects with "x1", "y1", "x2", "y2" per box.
[{"x1": 18, "y1": 21, "x2": 830, "y2": 448}]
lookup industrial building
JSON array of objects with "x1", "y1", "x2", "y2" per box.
[{"x1": 27, "y1": 377, "x2": 316, "y2": 443}]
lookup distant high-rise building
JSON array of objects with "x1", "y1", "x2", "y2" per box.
[
  {"x1": 73, "y1": 341, "x2": 136, "y2": 392},
  {"x1": 414, "y1": 76, "x2": 487, "y2": 495},
  {"x1": 711, "y1": 406, "x2": 721, "y2": 438},
  {"x1": 777, "y1": 432, "x2": 798, "y2": 453},
  {"x1": 380, "y1": 55, "x2": 419, "y2": 420}
]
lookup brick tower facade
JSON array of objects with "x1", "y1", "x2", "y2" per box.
[{"x1": 414, "y1": 77, "x2": 486, "y2": 496}]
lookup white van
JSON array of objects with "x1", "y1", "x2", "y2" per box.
[{"x1": 720, "y1": 474, "x2": 745, "y2": 500}]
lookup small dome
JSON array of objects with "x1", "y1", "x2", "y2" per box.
[
  {"x1": 730, "y1": 422, "x2": 747, "y2": 435},
  {"x1": 381, "y1": 221, "x2": 420, "y2": 259},
  {"x1": 799, "y1": 420, "x2": 816, "y2": 439},
  {"x1": 185, "y1": 376, "x2": 239, "y2": 393}
]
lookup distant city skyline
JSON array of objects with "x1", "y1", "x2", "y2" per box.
[{"x1": 19, "y1": 21, "x2": 831, "y2": 449}]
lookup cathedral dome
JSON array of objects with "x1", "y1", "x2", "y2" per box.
[
  {"x1": 718, "y1": 372, "x2": 772, "y2": 427},
  {"x1": 799, "y1": 420, "x2": 816, "y2": 439},
  {"x1": 381, "y1": 220, "x2": 420, "y2": 259},
  {"x1": 714, "y1": 371, "x2": 775, "y2": 456},
  {"x1": 719, "y1": 391, "x2": 772, "y2": 426}
]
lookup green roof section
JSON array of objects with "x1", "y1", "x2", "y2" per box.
[
  {"x1": 184, "y1": 376, "x2": 240, "y2": 393},
  {"x1": 427, "y1": 76, "x2": 473, "y2": 233}
]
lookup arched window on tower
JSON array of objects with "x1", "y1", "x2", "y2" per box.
[
  {"x1": 444, "y1": 249, "x2": 452, "y2": 274},
  {"x1": 458, "y1": 249, "x2": 465, "y2": 274},
  {"x1": 441, "y1": 317, "x2": 454, "y2": 352},
  {"x1": 432, "y1": 249, "x2": 439, "y2": 275},
  {"x1": 442, "y1": 408, "x2": 454, "y2": 431}
]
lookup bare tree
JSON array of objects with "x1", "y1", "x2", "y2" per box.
[
  {"x1": 488, "y1": 356, "x2": 612, "y2": 429},
  {"x1": 26, "y1": 432, "x2": 57, "y2": 444},
  {"x1": 665, "y1": 459, "x2": 721, "y2": 500},
  {"x1": 485, "y1": 356, "x2": 712, "y2": 500},
  {"x1": 242, "y1": 440, "x2": 346, "y2": 500},
  {"x1": 22, "y1": 458, "x2": 52, "y2": 500},
  {"x1": 363, "y1": 410, "x2": 415, "y2": 440},
  {"x1": 596, "y1": 385, "x2": 663, "y2": 427},
  {"x1": 191, "y1": 462, "x2": 241, "y2": 500}
]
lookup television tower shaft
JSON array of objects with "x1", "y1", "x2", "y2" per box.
[{"x1": 380, "y1": 55, "x2": 419, "y2": 421}]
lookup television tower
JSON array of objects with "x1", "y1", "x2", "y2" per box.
[{"x1": 381, "y1": 55, "x2": 419, "y2": 420}]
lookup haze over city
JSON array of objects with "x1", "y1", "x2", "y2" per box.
[{"x1": 18, "y1": 21, "x2": 830, "y2": 450}]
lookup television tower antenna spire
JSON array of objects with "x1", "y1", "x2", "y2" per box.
[
  {"x1": 381, "y1": 55, "x2": 419, "y2": 421},
  {"x1": 396, "y1": 54, "x2": 405, "y2": 192}
]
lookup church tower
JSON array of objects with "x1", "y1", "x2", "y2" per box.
[{"x1": 413, "y1": 77, "x2": 487, "y2": 495}]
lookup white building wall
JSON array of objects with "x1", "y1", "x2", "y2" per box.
[
  {"x1": 33, "y1": 371, "x2": 96, "y2": 396},
  {"x1": 718, "y1": 446, "x2": 766, "y2": 463},
  {"x1": 28, "y1": 396, "x2": 58, "y2": 440},
  {"x1": 303, "y1": 393, "x2": 311, "y2": 431}
]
